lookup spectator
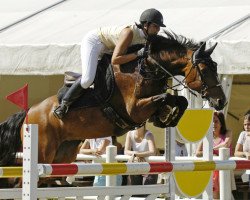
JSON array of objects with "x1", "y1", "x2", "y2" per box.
[
  {"x1": 235, "y1": 112, "x2": 250, "y2": 192},
  {"x1": 124, "y1": 125, "x2": 158, "y2": 186},
  {"x1": 234, "y1": 112, "x2": 250, "y2": 159},
  {"x1": 79, "y1": 137, "x2": 122, "y2": 186},
  {"x1": 196, "y1": 111, "x2": 233, "y2": 199}
]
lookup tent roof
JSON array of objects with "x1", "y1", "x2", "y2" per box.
[{"x1": 0, "y1": 0, "x2": 249, "y2": 75}]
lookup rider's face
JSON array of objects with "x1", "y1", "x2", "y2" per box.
[{"x1": 144, "y1": 23, "x2": 160, "y2": 35}]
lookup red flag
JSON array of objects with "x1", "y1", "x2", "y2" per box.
[{"x1": 6, "y1": 84, "x2": 28, "y2": 111}]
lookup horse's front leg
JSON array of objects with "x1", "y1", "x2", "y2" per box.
[
  {"x1": 150, "y1": 95, "x2": 188, "y2": 128},
  {"x1": 149, "y1": 93, "x2": 181, "y2": 125},
  {"x1": 131, "y1": 93, "x2": 176, "y2": 122}
]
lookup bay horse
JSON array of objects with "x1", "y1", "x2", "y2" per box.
[{"x1": 0, "y1": 31, "x2": 226, "y2": 187}]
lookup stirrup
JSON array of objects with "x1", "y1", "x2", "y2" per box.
[{"x1": 53, "y1": 104, "x2": 69, "y2": 119}]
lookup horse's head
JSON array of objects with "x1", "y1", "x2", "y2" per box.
[
  {"x1": 147, "y1": 31, "x2": 226, "y2": 110},
  {"x1": 184, "y1": 42, "x2": 226, "y2": 110}
]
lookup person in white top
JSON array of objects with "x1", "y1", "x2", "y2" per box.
[
  {"x1": 79, "y1": 137, "x2": 122, "y2": 186},
  {"x1": 235, "y1": 111, "x2": 250, "y2": 189},
  {"x1": 235, "y1": 112, "x2": 250, "y2": 159},
  {"x1": 53, "y1": 8, "x2": 166, "y2": 119},
  {"x1": 124, "y1": 125, "x2": 157, "y2": 186}
]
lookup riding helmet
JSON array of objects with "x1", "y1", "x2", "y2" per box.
[{"x1": 140, "y1": 8, "x2": 166, "y2": 27}]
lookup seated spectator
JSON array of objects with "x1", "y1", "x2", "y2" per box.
[
  {"x1": 79, "y1": 137, "x2": 122, "y2": 186},
  {"x1": 235, "y1": 112, "x2": 250, "y2": 159},
  {"x1": 234, "y1": 111, "x2": 250, "y2": 193},
  {"x1": 196, "y1": 111, "x2": 233, "y2": 200},
  {"x1": 124, "y1": 125, "x2": 158, "y2": 186}
]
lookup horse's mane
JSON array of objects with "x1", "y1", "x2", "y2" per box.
[{"x1": 150, "y1": 30, "x2": 200, "y2": 54}]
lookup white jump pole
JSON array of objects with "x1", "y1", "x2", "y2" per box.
[
  {"x1": 22, "y1": 124, "x2": 38, "y2": 200},
  {"x1": 106, "y1": 145, "x2": 117, "y2": 187},
  {"x1": 219, "y1": 148, "x2": 231, "y2": 200},
  {"x1": 169, "y1": 127, "x2": 176, "y2": 200},
  {"x1": 106, "y1": 145, "x2": 117, "y2": 200},
  {"x1": 202, "y1": 114, "x2": 213, "y2": 200}
]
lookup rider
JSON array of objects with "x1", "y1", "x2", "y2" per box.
[{"x1": 53, "y1": 8, "x2": 166, "y2": 119}]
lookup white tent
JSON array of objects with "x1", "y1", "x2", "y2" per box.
[{"x1": 0, "y1": 0, "x2": 249, "y2": 75}]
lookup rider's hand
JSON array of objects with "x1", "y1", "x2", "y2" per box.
[{"x1": 136, "y1": 47, "x2": 148, "y2": 58}]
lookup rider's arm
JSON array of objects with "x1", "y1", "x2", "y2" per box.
[{"x1": 111, "y1": 27, "x2": 138, "y2": 65}]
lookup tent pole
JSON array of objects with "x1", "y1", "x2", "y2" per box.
[{"x1": 202, "y1": 14, "x2": 250, "y2": 41}]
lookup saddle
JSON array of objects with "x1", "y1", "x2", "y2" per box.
[{"x1": 57, "y1": 54, "x2": 115, "y2": 109}]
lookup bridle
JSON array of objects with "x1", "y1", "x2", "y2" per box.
[
  {"x1": 143, "y1": 55, "x2": 197, "y2": 96},
  {"x1": 142, "y1": 50, "x2": 223, "y2": 99},
  {"x1": 191, "y1": 53, "x2": 223, "y2": 98}
]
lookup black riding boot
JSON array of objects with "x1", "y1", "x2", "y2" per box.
[{"x1": 53, "y1": 79, "x2": 85, "y2": 119}]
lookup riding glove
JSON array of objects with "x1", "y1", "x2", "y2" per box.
[{"x1": 136, "y1": 47, "x2": 148, "y2": 59}]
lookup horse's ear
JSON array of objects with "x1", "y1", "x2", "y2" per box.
[
  {"x1": 196, "y1": 42, "x2": 206, "y2": 56},
  {"x1": 205, "y1": 43, "x2": 217, "y2": 56}
]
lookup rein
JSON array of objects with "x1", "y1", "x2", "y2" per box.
[
  {"x1": 145, "y1": 56, "x2": 198, "y2": 97},
  {"x1": 145, "y1": 52, "x2": 223, "y2": 99},
  {"x1": 138, "y1": 59, "x2": 166, "y2": 80}
]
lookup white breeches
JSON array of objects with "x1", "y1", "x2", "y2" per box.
[{"x1": 80, "y1": 30, "x2": 108, "y2": 89}]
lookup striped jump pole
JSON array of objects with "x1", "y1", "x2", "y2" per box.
[
  {"x1": 3, "y1": 159, "x2": 250, "y2": 178},
  {"x1": 37, "y1": 160, "x2": 250, "y2": 177},
  {"x1": 0, "y1": 167, "x2": 22, "y2": 178}
]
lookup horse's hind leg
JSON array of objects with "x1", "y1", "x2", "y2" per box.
[
  {"x1": 53, "y1": 140, "x2": 82, "y2": 163},
  {"x1": 40, "y1": 140, "x2": 82, "y2": 186}
]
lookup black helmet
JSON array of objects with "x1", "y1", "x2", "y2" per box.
[{"x1": 140, "y1": 8, "x2": 166, "y2": 27}]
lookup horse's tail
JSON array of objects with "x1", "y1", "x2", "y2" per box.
[{"x1": 0, "y1": 111, "x2": 26, "y2": 166}]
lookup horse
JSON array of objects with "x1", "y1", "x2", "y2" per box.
[{"x1": 0, "y1": 31, "x2": 226, "y2": 187}]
